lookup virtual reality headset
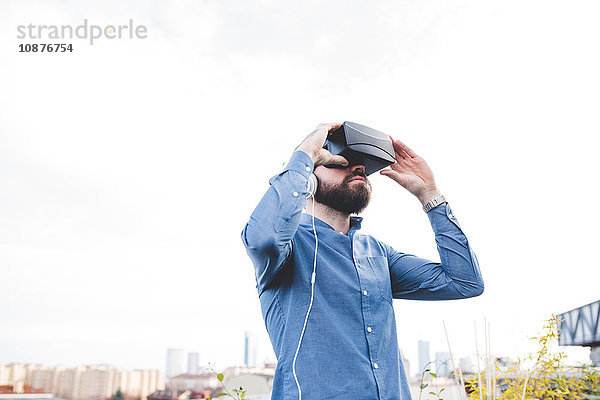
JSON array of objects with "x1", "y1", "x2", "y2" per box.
[{"x1": 323, "y1": 121, "x2": 396, "y2": 175}]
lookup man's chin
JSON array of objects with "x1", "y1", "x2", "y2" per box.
[
  {"x1": 347, "y1": 182, "x2": 371, "y2": 196},
  {"x1": 314, "y1": 179, "x2": 371, "y2": 215}
]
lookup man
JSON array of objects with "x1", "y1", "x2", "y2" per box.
[{"x1": 241, "y1": 123, "x2": 484, "y2": 400}]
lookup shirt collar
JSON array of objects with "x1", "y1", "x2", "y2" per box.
[{"x1": 300, "y1": 213, "x2": 363, "y2": 233}]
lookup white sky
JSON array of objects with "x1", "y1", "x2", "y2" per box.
[{"x1": 1, "y1": 0, "x2": 599, "y2": 376}]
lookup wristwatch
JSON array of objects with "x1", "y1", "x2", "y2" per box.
[{"x1": 423, "y1": 195, "x2": 447, "y2": 213}]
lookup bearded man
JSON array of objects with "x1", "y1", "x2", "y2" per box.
[{"x1": 241, "y1": 122, "x2": 484, "y2": 400}]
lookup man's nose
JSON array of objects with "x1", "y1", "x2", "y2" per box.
[{"x1": 350, "y1": 164, "x2": 366, "y2": 174}]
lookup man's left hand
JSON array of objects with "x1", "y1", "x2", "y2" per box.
[{"x1": 380, "y1": 137, "x2": 441, "y2": 206}]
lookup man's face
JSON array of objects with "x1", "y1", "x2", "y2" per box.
[{"x1": 313, "y1": 164, "x2": 372, "y2": 215}]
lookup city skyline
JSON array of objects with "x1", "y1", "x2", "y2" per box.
[
  {"x1": 2, "y1": 330, "x2": 589, "y2": 378},
  {"x1": 0, "y1": 363, "x2": 163, "y2": 400}
]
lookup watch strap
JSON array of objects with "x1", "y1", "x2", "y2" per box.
[{"x1": 423, "y1": 195, "x2": 447, "y2": 213}]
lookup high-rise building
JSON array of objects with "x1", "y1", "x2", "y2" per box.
[
  {"x1": 244, "y1": 332, "x2": 257, "y2": 368},
  {"x1": 77, "y1": 365, "x2": 115, "y2": 400},
  {"x1": 459, "y1": 356, "x2": 472, "y2": 373},
  {"x1": 187, "y1": 353, "x2": 199, "y2": 374},
  {"x1": 55, "y1": 367, "x2": 83, "y2": 400},
  {"x1": 434, "y1": 352, "x2": 451, "y2": 377},
  {"x1": 30, "y1": 368, "x2": 59, "y2": 393},
  {"x1": 166, "y1": 349, "x2": 184, "y2": 378},
  {"x1": 417, "y1": 340, "x2": 430, "y2": 377},
  {"x1": 0, "y1": 363, "x2": 27, "y2": 385}
]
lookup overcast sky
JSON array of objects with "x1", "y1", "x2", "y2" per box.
[{"x1": 1, "y1": 0, "x2": 599, "y2": 375}]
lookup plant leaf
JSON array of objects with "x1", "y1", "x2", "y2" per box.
[
  {"x1": 420, "y1": 383, "x2": 428, "y2": 389},
  {"x1": 217, "y1": 373, "x2": 224, "y2": 382}
]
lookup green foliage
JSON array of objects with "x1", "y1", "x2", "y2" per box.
[
  {"x1": 465, "y1": 315, "x2": 600, "y2": 400},
  {"x1": 429, "y1": 387, "x2": 445, "y2": 400},
  {"x1": 205, "y1": 363, "x2": 246, "y2": 400},
  {"x1": 419, "y1": 361, "x2": 445, "y2": 400}
]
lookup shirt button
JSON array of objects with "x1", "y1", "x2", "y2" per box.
[
  {"x1": 305, "y1": 166, "x2": 311, "y2": 172},
  {"x1": 373, "y1": 363, "x2": 379, "y2": 369},
  {"x1": 292, "y1": 191, "x2": 299, "y2": 197},
  {"x1": 367, "y1": 327, "x2": 372, "y2": 333},
  {"x1": 363, "y1": 290, "x2": 368, "y2": 296}
]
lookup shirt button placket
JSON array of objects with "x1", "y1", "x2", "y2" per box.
[{"x1": 353, "y1": 239, "x2": 379, "y2": 378}]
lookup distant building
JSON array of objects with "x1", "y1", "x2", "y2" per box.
[
  {"x1": 74, "y1": 366, "x2": 114, "y2": 400},
  {"x1": 243, "y1": 332, "x2": 257, "y2": 368},
  {"x1": 113, "y1": 369, "x2": 163, "y2": 400},
  {"x1": 220, "y1": 366, "x2": 275, "y2": 399},
  {"x1": 148, "y1": 388, "x2": 211, "y2": 400},
  {"x1": 150, "y1": 367, "x2": 276, "y2": 400},
  {"x1": 29, "y1": 367, "x2": 63, "y2": 394},
  {"x1": 0, "y1": 364, "x2": 163, "y2": 400},
  {"x1": 0, "y1": 364, "x2": 27, "y2": 386},
  {"x1": 434, "y1": 352, "x2": 451, "y2": 377},
  {"x1": 168, "y1": 373, "x2": 219, "y2": 393},
  {"x1": 417, "y1": 340, "x2": 431, "y2": 377},
  {"x1": 187, "y1": 354, "x2": 199, "y2": 375},
  {"x1": 55, "y1": 367, "x2": 82, "y2": 400},
  {"x1": 166, "y1": 349, "x2": 185, "y2": 378},
  {"x1": 459, "y1": 356, "x2": 472, "y2": 374}
]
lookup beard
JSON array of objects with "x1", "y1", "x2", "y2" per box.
[{"x1": 314, "y1": 170, "x2": 372, "y2": 215}]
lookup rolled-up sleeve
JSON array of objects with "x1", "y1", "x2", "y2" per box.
[
  {"x1": 384, "y1": 204, "x2": 484, "y2": 300},
  {"x1": 241, "y1": 150, "x2": 314, "y2": 294}
]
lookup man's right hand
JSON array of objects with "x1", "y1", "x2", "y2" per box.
[{"x1": 295, "y1": 123, "x2": 349, "y2": 167}]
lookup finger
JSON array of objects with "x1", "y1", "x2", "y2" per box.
[
  {"x1": 326, "y1": 154, "x2": 349, "y2": 166},
  {"x1": 389, "y1": 136, "x2": 417, "y2": 158},
  {"x1": 380, "y1": 169, "x2": 408, "y2": 186},
  {"x1": 309, "y1": 123, "x2": 342, "y2": 144},
  {"x1": 394, "y1": 148, "x2": 407, "y2": 160},
  {"x1": 393, "y1": 148, "x2": 413, "y2": 165},
  {"x1": 387, "y1": 160, "x2": 403, "y2": 172},
  {"x1": 387, "y1": 161, "x2": 401, "y2": 170},
  {"x1": 315, "y1": 122, "x2": 342, "y2": 133},
  {"x1": 387, "y1": 159, "x2": 414, "y2": 176}
]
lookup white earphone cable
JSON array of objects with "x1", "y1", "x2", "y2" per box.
[{"x1": 291, "y1": 197, "x2": 318, "y2": 400}]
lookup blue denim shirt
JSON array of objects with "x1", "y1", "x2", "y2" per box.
[{"x1": 241, "y1": 151, "x2": 484, "y2": 400}]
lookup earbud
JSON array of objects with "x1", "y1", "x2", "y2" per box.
[{"x1": 307, "y1": 174, "x2": 318, "y2": 198}]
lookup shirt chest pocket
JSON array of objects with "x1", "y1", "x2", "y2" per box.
[{"x1": 366, "y1": 256, "x2": 393, "y2": 306}]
